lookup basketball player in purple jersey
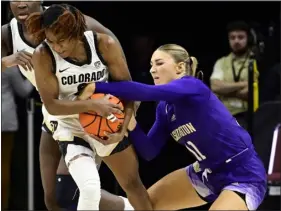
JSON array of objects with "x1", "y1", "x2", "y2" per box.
[{"x1": 80, "y1": 44, "x2": 267, "y2": 210}]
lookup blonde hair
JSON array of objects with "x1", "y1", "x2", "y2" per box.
[{"x1": 157, "y1": 44, "x2": 198, "y2": 76}]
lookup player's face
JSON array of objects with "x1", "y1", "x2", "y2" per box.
[
  {"x1": 150, "y1": 50, "x2": 178, "y2": 85},
  {"x1": 45, "y1": 30, "x2": 77, "y2": 58},
  {"x1": 228, "y1": 30, "x2": 248, "y2": 54},
  {"x1": 10, "y1": 0, "x2": 41, "y2": 24}
]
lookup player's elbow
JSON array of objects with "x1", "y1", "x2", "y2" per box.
[
  {"x1": 44, "y1": 105, "x2": 56, "y2": 115},
  {"x1": 44, "y1": 100, "x2": 59, "y2": 115}
]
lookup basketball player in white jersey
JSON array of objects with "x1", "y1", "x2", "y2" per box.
[
  {"x1": 25, "y1": 3, "x2": 152, "y2": 211},
  {"x1": 2, "y1": 1, "x2": 134, "y2": 210}
]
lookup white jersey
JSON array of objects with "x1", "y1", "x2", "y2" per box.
[
  {"x1": 46, "y1": 31, "x2": 119, "y2": 157},
  {"x1": 45, "y1": 30, "x2": 108, "y2": 127},
  {"x1": 10, "y1": 17, "x2": 37, "y2": 87},
  {"x1": 46, "y1": 31, "x2": 108, "y2": 102},
  {"x1": 9, "y1": 13, "x2": 69, "y2": 138},
  {"x1": 9, "y1": 12, "x2": 60, "y2": 135},
  {"x1": 9, "y1": 6, "x2": 49, "y2": 88}
]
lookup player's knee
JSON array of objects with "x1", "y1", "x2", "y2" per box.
[
  {"x1": 79, "y1": 179, "x2": 101, "y2": 202},
  {"x1": 66, "y1": 151, "x2": 101, "y2": 208}
]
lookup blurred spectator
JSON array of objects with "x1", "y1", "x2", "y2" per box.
[
  {"x1": 210, "y1": 21, "x2": 259, "y2": 129},
  {"x1": 1, "y1": 67, "x2": 33, "y2": 209}
]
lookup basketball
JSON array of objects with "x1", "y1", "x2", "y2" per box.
[{"x1": 79, "y1": 93, "x2": 124, "y2": 138}]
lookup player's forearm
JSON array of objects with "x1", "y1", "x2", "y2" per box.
[
  {"x1": 129, "y1": 124, "x2": 162, "y2": 161},
  {"x1": 44, "y1": 99, "x2": 92, "y2": 115},
  {"x1": 95, "y1": 77, "x2": 200, "y2": 102},
  {"x1": 211, "y1": 79, "x2": 245, "y2": 95}
]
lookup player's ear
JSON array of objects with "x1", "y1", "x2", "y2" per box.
[{"x1": 175, "y1": 62, "x2": 185, "y2": 74}]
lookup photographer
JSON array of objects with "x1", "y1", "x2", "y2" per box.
[{"x1": 210, "y1": 21, "x2": 259, "y2": 129}]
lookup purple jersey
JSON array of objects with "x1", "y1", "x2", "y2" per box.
[{"x1": 95, "y1": 76, "x2": 266, "y2": 185}]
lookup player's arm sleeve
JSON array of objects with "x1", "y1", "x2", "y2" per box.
[
  {"x1": 129, "y1": 103, "x2": 169, "y2": 161},
  {"x1": 8, "y1": 67, "x2": 34, "y2": 98},
  {"x1": 95, "y1": 77, "x2": 208, "y2": 102}
]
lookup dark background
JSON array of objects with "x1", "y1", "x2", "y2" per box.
[{"x1": 1, "y1": 1, "x2": 280, "y2": 210}]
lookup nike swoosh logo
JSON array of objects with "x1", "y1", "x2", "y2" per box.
[{"x1": 59, "y1": 67, "x2": 70, "y2": 73}]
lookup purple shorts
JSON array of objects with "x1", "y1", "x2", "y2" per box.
[{"x1": 186, "y1": 160, "x2": 267, "y2": 210}]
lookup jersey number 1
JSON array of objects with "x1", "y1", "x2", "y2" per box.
[{"x1": 185, "y1": 141, "x2": 206, "y2": 161}]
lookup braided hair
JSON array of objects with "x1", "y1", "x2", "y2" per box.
[{"x1": 26, "y1": 4, "x2": 86, "y2": 43}]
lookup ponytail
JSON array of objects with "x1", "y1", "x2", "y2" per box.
[
  {"x1": 189, "y1": 56, "x2": 198, "y2": 76},
  {"x1": 190, "y1": 56, "x2": 204, "y2": 80},
  {"x1": 25, "y1": 12, "x2": 45, "y2": 43},
  {"x1": 25, "y1": 4, "x2": 86, "y2": 43}
]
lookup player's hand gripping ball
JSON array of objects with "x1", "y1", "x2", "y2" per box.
[{"x1": 79, "y1": 93, "x2": 124, "y2": 138}]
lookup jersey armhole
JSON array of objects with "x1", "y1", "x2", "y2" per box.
[
  {"x1": 92, "y1": 31, "x2": 107, "y2": 66},
  {"x1": 42, "y1": 41, "x2": 57, "y2": 74}
]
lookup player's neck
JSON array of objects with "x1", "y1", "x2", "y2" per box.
[
  {"x1": 68, "y1": 40, "x2": 87, "y2": 62},
  {"x1": 175, "y1": 73, "x2": 186, "y2": 80}
]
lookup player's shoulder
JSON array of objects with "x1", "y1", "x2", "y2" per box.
[
  {"x1": 2, "y1": 23, "x2": 11, "y2": 38},
  {"x1": 2, "y1": 23, "x2": 13, "y2": 55},
  {"x1": 34, "y1": 42, "x2": 46, "y2": 54},
  {"x1": 180, "y1": 76, "x2": 205, "y2": 86},
  {"x1": 181, "y1": 76, "x2": 211, "y2": 97},
  {"x1": 2, "y1": 17, "x2": 16, "y2": 32},
  {"x1": 95, "y1": 33, "x2": 117, "y2": 56},
  {"x1": 83, "y1": 15, "x2": 116, "y2": 48},
  {"x1": 96, "y1": 33, "x2": 116, "y2": 46},
  {"x1": 2, "y1": 23, "x2": 10, "y2": 31},
  {"x1": 32, "y1": 43, "x2": 55, "y2": 71},
  {"x1": 84, "y1": 14, "x2": 111, "y2": 34},
  {"x1": 168, "y1": 76, "x2": 208, "y2": 92},
  {"x1": 33, "y1": 42, "x2": 52, "y2": 60}
]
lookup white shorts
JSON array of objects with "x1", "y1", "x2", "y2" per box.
[
  {"x1": 41, "y1": 105, "x2": 103, "y2": 169},
  {"x1": 45, "y1": 108, "x2": 124, "y2": 157},
  {"x1": 41, "y1": 105, "x2": 58, "y2": 135}
]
